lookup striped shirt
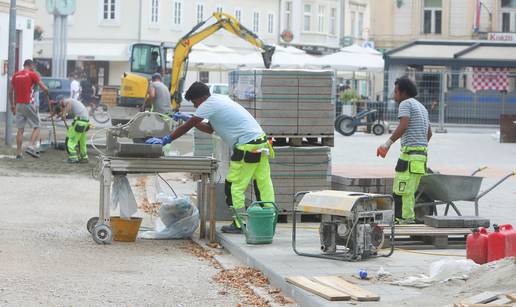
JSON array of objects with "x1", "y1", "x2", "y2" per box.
[{"x1": 398, "y1": 98, "x2": 429, "y2": 147}]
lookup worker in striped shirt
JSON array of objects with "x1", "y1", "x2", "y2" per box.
[{"x1": 377, "y1": 76, "x2": 432, "y2": 224}]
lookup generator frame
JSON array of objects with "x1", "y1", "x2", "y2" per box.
[{"x1": 292, "y1": 191, "x2": 395, "y2": 261}]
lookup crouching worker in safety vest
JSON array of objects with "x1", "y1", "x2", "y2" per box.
[
  {"x1": 146, "y1": 81, "x2": 275, "y2": 234},
  {"x1": 376, "y1": 76, "x2": 432, "y2": 224},
  {"x1": 51, "y1": 95, "x2": 90, "y2": 163}
]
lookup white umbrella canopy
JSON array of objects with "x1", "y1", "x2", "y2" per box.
[{"x1": 307, "y1": 44, "x2": 384, "y2": 72}]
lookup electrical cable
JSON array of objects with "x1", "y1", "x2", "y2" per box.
[{"x1": 156, "y1": 173, "x2": 177, "y2": 198}]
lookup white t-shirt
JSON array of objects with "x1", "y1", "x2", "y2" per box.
[
  {"x1": 194, "y1": 94, "x2": 264, "y2": 146},
  {"x1": 70, "y1": 80, "x2": 80, "y2": 100}
]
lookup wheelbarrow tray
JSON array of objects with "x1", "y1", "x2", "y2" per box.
[{"x1": 419, "y1": 174, "x2": 483, "y2": 202}]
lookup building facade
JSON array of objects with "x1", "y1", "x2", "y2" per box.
[
  {"x1": 278, "y1": 0, "x2": 341, "y2": 53},
  {"x1": 369, "y1": 0, "x2": 516, "y2": 50},
  {"x1": 33, "y1": 0, "x2": 280, "y2": 87},
  {"x1": 0, "y1": 0, "x2": 37, "y2": 113},
  {"x1": 340, "y1": 0, "x2": 370, "y2": 48}
]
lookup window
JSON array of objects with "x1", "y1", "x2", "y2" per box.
[
  {"x1": 216, "y1": 5, "x2": 223, "y2": 14},
  {"x1": 197, "y1": 3, "x2": 204, "y2": 23},
  {"x1": 199, "y1": 71, "x2": 209, "y2": 83},
  {"x1": 253, "y1": 11, "x2": 260, "y2": 32},
  {"x1": 351, "y1": 11, "x2": 356, "y2": 37},
  {"x1": 267, "y1": 13, "x2": 274, "y2": 34},
  {"x1": 318, "y1": 6, "x2": 325, "y2": 32},
  {"x1": 131, "y1": 45, "x2": 162, "y2": 74},
  {"x1": 173, "y1": 1, "x2": 182, "y2": 26},
  {"x1": 235, "y1": 9, "x2": 242, "y2": 22},
  {"x1": 501, "y1": 0, "x2": 516, "y2": 32},
  {"x1": 102, "y1": 0, "x2": 116, "y2": 20},
  {"x1": 423, "y1": 0, "x2": 442, "y2": 34},
  {"x1": 329, "y1": 7, "x2": 336, "y2": 35},
  {"x1": 303, "y1": 4, "x2": 312, "y2": 31},
  {"x1": 285, "y1": 1, "x2": 292, "y2": 30},
  {"x1": 150, "y1": 0, "x2": 159, "y2": 24},
  {"x1": 358, "y1": 12, "x2": 364, "y2": 38}
]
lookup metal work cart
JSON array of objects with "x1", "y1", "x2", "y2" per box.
[{"x1": 88, "y1": 156, "x2": 219, "y2": 244}]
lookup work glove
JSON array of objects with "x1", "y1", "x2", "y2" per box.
[
  {"x1": 172, "y1": 112, "x2": 191, "y2": 122},
  {"x1": 145, "y1": 135, "x2": 173, "y2": 145},
  {"x1": 376, "y1": 139, "x2": 393, "y2": 158}
]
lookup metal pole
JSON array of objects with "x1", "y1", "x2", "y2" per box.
[
  {"x1": 52, "y1": 14, "x2": 59, "y2": 77},
  {"x1": 436, "y1": 72, "x2": 447, "y2": 133},
  {"x1": 4, "y1": 0, "x2": 16, "y2": 146}
]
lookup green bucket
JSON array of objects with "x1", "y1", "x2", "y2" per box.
[{"x1": 234, "y1": 201, "x2": 279, "y2": 245}]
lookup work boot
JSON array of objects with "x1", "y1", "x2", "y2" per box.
[
  {"x1": 15, "y1": 154, "x2": 23, "y2": 160},
  {"x1": 221, "y1": 222, "x2": 243, "y2": 234},
  {"x1": 65, "y1": 158, "x2": 79, "y2": 164},
  {"x1": 79, "y1": 157, "x2": 89, "y2": 163},
  {"x1": 395, "y1": 218, "x2": 416, "y2": 225}
]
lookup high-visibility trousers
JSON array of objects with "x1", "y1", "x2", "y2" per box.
[
  {"x1": 66, "y1": 118, "x2": 89, "y2": 161},
  {"x1": 392, "y1": 146, "x2": 427, "y2": 221},
  {"x1": 225, "y1": 139, "x2": 275, "y2": 226}
]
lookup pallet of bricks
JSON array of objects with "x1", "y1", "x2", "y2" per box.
[{"x1": 229, "y1": 69, "x2": 335, "y2": 221}]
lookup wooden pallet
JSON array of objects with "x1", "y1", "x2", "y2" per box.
[
  {"x1": 381, "y1": 224, "x2": 471, "y2": 248},
  {"x1": 272, "y1": 135, "x2": 334, "y2": 147}
]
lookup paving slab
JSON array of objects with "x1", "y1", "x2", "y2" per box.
[{"x1": 217, "y1": 223, "x2": 466, "y2": 307}]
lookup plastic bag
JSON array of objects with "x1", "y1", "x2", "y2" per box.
[
  {"x1": 111, "y1": 175, "x2": 138, "y2": 220},
  {"x1": 141, "y1": 194, "x2": 199, "y2": 239},
  {"x1": 391, "y1": 259, "x2": 479, "y2": 288}
]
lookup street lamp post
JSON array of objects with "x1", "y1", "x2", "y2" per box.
[{"x1": 4, "y1": 0, "x2": 16, "y2": 146}]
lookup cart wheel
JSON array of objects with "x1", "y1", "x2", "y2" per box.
[
  {"x1": 335, "y1": 116, "x2": 356, "y2": 136},
  {"x1": 87, "y1": 216, "x2": 99, "y2": 234},
  {"x1": 372, "y1": 124, "x2": 385, "y2": 136},
  {"x1": 92, "y1": 224, "x2": 112, "y2": 244}
]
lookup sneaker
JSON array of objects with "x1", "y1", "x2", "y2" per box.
[
  {"x1": 25, "y1": 147, "x2": 40, "y2": 158},
  {"x1": 221, "y1": 222, "x2": 243, "y2": 234},
  {"x1": 15, "y1": 155, "x2": 23, "y2": 160},
  {"x1": 64, "y1": 158, "x2": 79, "y2": 164}
]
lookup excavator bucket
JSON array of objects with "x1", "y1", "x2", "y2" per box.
[{"x1": 261, "y1": 45, "x2": 275, "y2": 69}]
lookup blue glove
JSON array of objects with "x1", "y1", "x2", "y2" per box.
[
  {"x1": 172, "y1": 112, "x2": 192, "y2": 122},
  {"x1": 145, "y1": 135, "x2": 173, "y2": 145}
]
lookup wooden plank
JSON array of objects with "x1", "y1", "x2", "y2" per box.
[
  {"x1": 286, "y1": 276, "x2": 350, "y2": 301},
  {"x1": 486, "y1": 296, "x2": 513, "y2": 305},
  {"x1": 506, "y1": 293, "x2": 516, "y2": 302},
  {"x1": 313, "y1": 276, "x2": 380, "y2": 302},
  {"x1": 459, "y1": 292, "x2": 500, "y2": 305}
]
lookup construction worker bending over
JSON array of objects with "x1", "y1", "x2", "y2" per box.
[
  {"x1": 146, "y1": 82, "x2": 275, "y2": 234},
  {"x1": 377, "y1": 76, "x2": 432, "y2": 224},
  {"x1": 52, "y1": 95, "x2": 90, "y2": 163}
]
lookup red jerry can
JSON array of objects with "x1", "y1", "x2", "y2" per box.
[
  {"x1": 467, "y1": 227, "x2": 489, "y2": 264},
  {"x1": 487, "y1": 224, "x2": 512, "y2": 262},
  {"x1": 499, "y1": 224, "x2": 516, "y2": 257}
]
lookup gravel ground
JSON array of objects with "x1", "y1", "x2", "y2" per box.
[{"x1": 0, "y1": 171, "x2": 250, "y2": 306}]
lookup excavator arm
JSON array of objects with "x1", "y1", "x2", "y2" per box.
[{"x1": 170, "y1": 12, "x2": 275, "y2": 111}]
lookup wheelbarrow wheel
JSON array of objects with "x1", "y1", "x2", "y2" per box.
[
  {"x1": 372, "y1": 124, "x2": 385, "y2": 136},
  {"x1": 335, "y1": 115, "x2": 356, "y2": 136},
  {"x1": 87, "y1": 216, "x2": 99, "y2": 234},
  {"x1": 92, "y1": 224, "x2": 112, "y2": 244}
]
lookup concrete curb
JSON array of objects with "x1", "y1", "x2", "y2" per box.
[{"x1": 216, "y1": 231, "x2": 340, "y2": 307}]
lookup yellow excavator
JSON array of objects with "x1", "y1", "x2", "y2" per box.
[{"x1": 119, "y1": 12, "x2": 275, "y2": 111}]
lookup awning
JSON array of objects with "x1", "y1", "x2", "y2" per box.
[
  {"x1": 384, "y1": 40, "x2": 516, "y2": 67},
  {"x1": 33, "y1": 41, "x2": 130, "y2": 62},
  {"x1": 68, "y1": 43, "x2": 129, "y2": 61}
]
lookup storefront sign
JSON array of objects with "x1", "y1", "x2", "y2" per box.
[
  {"x1": 487, "y1": 32, "x2": 516, "y2": 42},
  {"x1": 78, "y1": 55, "x2": 95, "y2": 61},
  {"x1": 281, "y1": 30, "x2": 294, "y2": 43}
]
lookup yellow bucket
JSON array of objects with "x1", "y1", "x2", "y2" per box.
[{"x1": 110, "y1": 217, "x2": 143, "y2": 242}]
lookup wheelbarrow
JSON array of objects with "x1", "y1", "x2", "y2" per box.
[{"x1": 415, "y1": 167, "x2": 516, "y2": 216}]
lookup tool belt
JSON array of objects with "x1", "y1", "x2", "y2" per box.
[
  {"x1": 73, "y1": 117, "x2": 90, "y2": 133},
  {"x1": 246, "y1": 136, "x2": 267, "y2": 145},
  {"x1": 231, "y1": 148, "x2": 262, "y2": 163}
]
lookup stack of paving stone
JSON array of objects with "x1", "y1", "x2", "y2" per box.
[
  {"x1": 229, "y1": 69, "x2": 335, "y2": 136},
  {"x1": 331, "y1": 175, "x2": 394, "y2": 194},
  {"x1": 193, "y1": 129, "x2": 214, "y2": 157},
  {"x1": 245, "y1": 146, "x2": 331, "y2": 212}
]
